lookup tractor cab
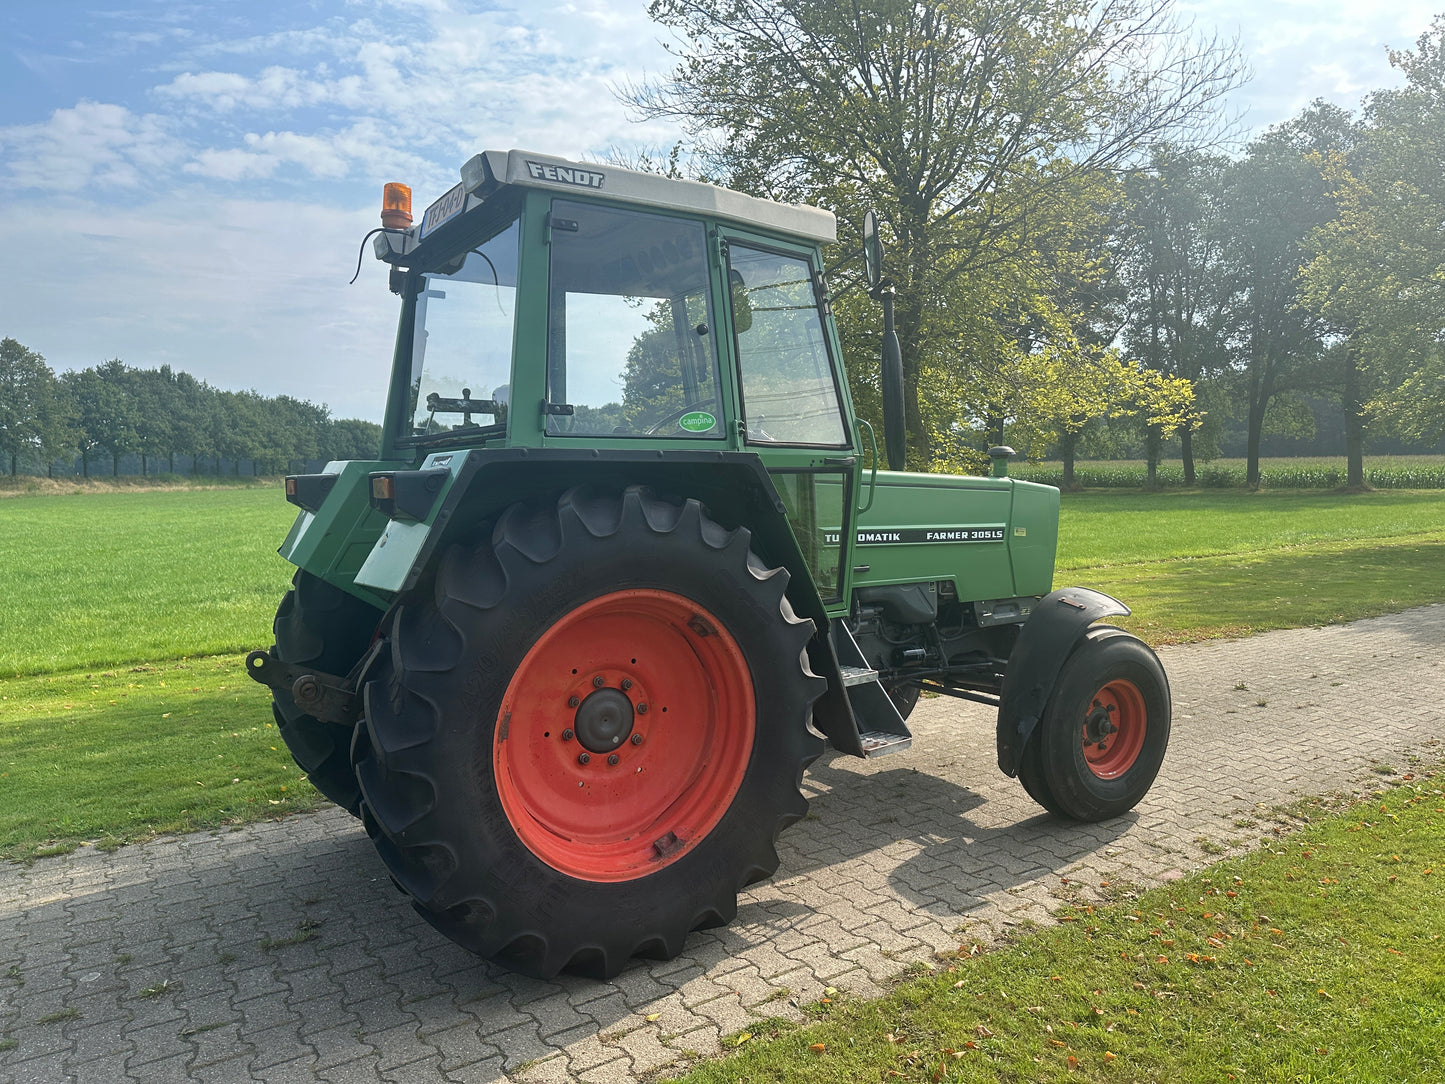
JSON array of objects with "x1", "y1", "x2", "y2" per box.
[{"x1": 368, "y1": 149, "x2": 861, "y2": 608}]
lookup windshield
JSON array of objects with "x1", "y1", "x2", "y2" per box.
[{"x1": 402, "y1": 218, "x2": 520, "y2": 442}]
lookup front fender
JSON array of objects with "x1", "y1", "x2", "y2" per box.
[{"x1": 995, "y1": 587, "x2": 1131, "y2": 776}]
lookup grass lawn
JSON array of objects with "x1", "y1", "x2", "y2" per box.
[
  {"x1": 1054, "y1": 491, "x2": 1445, "y2": 644},
  {"x1": 0, "y1": 658, "x2": 322, "y2": 861},
  {"x1": 1055, "y1": 489, "x2": 1445, "y2": 570},
  {"x1": 669, "y1": 776, "x2": 1445, "y2": 1083},
  {"x1": 0, "y1": 486, "x2": 297, "y2": 676}
]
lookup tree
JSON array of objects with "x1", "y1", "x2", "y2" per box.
[
  {"x1": 130, "y1": 366, "x2": 179, "y2": 476},
  {"x1": 1303, "y1": 18, "x2": 1445, "y2": 453},
  {"x1": 1216, "y1": 110, "x2": 1347, "y2": 488},
  {"x1": 0, "y1": 338, "x2": 71, "y2": 476},
  {"x1": 167, "y1": 370, "x2": 215, "y2": 473},
  {"x1": 323, "y1": 418, "x2": 383, "y2": 461},
  {"x1": 629, "y1": 0, "x2": 1243, "y2": 463},
  {"x1": 1120, "y1": 149, "x2": 1232, "y2": 483},
  {"x1": 62, "y1": 360, "x2": 140, "y2": 477}
]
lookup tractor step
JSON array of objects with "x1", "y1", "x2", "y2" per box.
[
  {"x1": 858, "y1": 730, "x2": 913, "y2": 756},
  {"x1": 839, "y1": 665, "x2": 879, "y2": 687},
  {"x1": 830, "y1": 619, "x2": 912, "y2": 759}
]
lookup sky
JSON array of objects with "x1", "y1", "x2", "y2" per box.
[{"x1": 1, "y1": 0, "x2": 1439, "y2": 423}]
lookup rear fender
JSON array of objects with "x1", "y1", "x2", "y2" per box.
[
  {"x1": 354, "y1": 447, "x2": 863, "y2": 753},
  {"x1": 996, "y1": 587, "x2": 1131, "y2": 776}
]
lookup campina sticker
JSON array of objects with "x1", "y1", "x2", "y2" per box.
[{"x1": 678, "y1": 411, "x2": 717, "y2": 433}]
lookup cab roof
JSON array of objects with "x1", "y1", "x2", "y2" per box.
[{"x1": 462, "y1": 150, "x2": 837, "y2": 245}]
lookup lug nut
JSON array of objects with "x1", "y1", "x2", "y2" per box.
[
  {"x1": 592, "y1": 675, "x2": 606, "y2": 688},
  {"x1": 568, "y1": 695, "x2": 580, "y2": 708},
  {"x1": 637, "y1": 702, "x2": 648, "y2": 714},
  {"x1": 630, "y1": 733, "x2": 643, "y2": 746},
  {"x1": 577, "y1": 752, "x2": 590, "y2": 765},
  {"x1": 607, "y1": 753, "x2": 620, "y2": 766},
  {"x1": 561, "y1": 728, "x2": 574, "y2": 742},
  {"x1": 621, "y1": 678, "x2": 633, "y2": 690}
]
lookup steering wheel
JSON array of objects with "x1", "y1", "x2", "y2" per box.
[{"x1": 644, "y1": 398, "x2": 719, "y2": 435}]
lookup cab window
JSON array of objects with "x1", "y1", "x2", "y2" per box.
[
  {"x1": 728, "y1": 245, "x2": 848, "y2": 446},
  {"x1": 545, "y1": 201, "x2": 722, "y2": 438}
]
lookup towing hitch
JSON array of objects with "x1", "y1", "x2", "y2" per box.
[{"x1": 245, "y1": 649, "x2": 363, "y2": 726}]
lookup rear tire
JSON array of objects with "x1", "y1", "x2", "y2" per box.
[
  {"x1": 270, "y1": 571, "x2": 383, "y2": 815},
  {"x1": 1034, "y1": 626, "x2": 1170, "y2": 821},
  {"x1": 353, "y1": 486, "x2": 824, "y2": 978}
]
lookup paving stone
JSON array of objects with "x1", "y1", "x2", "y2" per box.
[{"x1": 0, "y1": 606, "x2": 1439, "y2": 1082}]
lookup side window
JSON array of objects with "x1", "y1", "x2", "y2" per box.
[
  {"x1": 728, "y1": 245, "x2": 848, "y2": 446},
  {"x1": 773, "y1": 471, "x2": 849, "y2": 603},
  {"x1": 546, "y1": 201, "x2": 722, "y2": 438}
]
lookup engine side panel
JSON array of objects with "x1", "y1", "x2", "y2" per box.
[{"x1": 851, "y1": 471, "x2": 1058, "y2": 602}]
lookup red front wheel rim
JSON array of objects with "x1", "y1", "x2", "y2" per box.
[
  {"x1": 493, "y1": 589, "x2": 756, "y2": 882},
  {"x1": 1082, "y1": 679, "x2": 1147, "y2": 779}
]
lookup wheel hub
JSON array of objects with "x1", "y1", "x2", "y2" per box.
[
  {"x1": 574, "y1": 687, "x2": 635, "y2": 753},
  {"x1": 1084, "y1": 701, "x2": 1118, "y2": 746},
  {"x1": 1082, "y1": 681, "x2": 1146, "y2": 779}
]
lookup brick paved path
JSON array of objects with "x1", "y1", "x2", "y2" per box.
[{"x1": 2, "y1": 605, "x2": 1441, "y2": 1083}]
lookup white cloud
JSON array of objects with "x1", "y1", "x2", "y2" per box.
[
  {"x1": 3, "y1": 191, "x2": 402, "y2": 421},
  {"x1": 0, "y1": 101, "x2": 184, "y2": 192}
]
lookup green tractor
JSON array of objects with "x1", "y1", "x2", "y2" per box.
[{"x1": 247, "y1": 150, "x2": 1171, "y2": 979}]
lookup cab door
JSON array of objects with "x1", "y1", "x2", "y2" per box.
[{"x1": 720, "y1": 232, "x2": 860, "y2": 615}]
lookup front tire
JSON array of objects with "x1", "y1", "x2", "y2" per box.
[
  {"x1": 353, "y1": 486, "x2": 824, "y2": 978},
  {"x1": 1033, "y1": 626, "x2": 1170, "y2": 821}
]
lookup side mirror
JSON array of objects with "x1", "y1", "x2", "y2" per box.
[
  {"x1": 863, "y1": 210, "x2": 884, "y2": 291},
  {"x1": 729, "y1": 268, "x2": 753, "y2": 334}
]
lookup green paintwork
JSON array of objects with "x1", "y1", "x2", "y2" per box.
[
  {"x1": 283, "y1": 170, "x2": 1060, "y2": 624},
  {"x1": 277, "y1": 460, "x2": 401, "y2": 609},
  {"x1": 852, "y1": 472, "x2": 1058, "y2": 600}
]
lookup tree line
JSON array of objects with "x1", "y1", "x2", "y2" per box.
[
  {"x1": 0, "y1": 343, "x2": 381, "y2": 478},
  {"x1": 628, "y1": 0, "x2": 1445, "y2": 487}
]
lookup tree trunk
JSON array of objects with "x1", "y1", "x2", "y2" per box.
[
  {"x1": 1180, "y1": 428, "x2": 1196, "y2": 486},
  {"x1": 1060, "y1": 430, "x2": 1078, "y2": 490},
  {"x1": 82, "y1": 452, "x2": 90, "y2": 478},
  {"x1": 112, "y1": 452, "x2": 120, "y2": 477},
  {"x1": 1245, "y1": 399, "x2": 1265, "y2": 489},
  {"x1": 1343, "y1": 344, "x2": 1367, "y2": 490},
  {"x1": 1145, "y1": 427, "x2": 1161, "y2": 488},
  {"x1": 141, "y1": 453, "x2": 148, "y2": 476}
]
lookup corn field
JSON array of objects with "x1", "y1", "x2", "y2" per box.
[{"x1": 1012, "y1": 457, "x2": 1445, "y2": 489}]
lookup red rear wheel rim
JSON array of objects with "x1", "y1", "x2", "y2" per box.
[
  {"x1": 493, "y1": 589, "x2": 755, "y2": 882},
  {"x1": 1081, "y1": 679, "x2": 1146, "y2": 779}
]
